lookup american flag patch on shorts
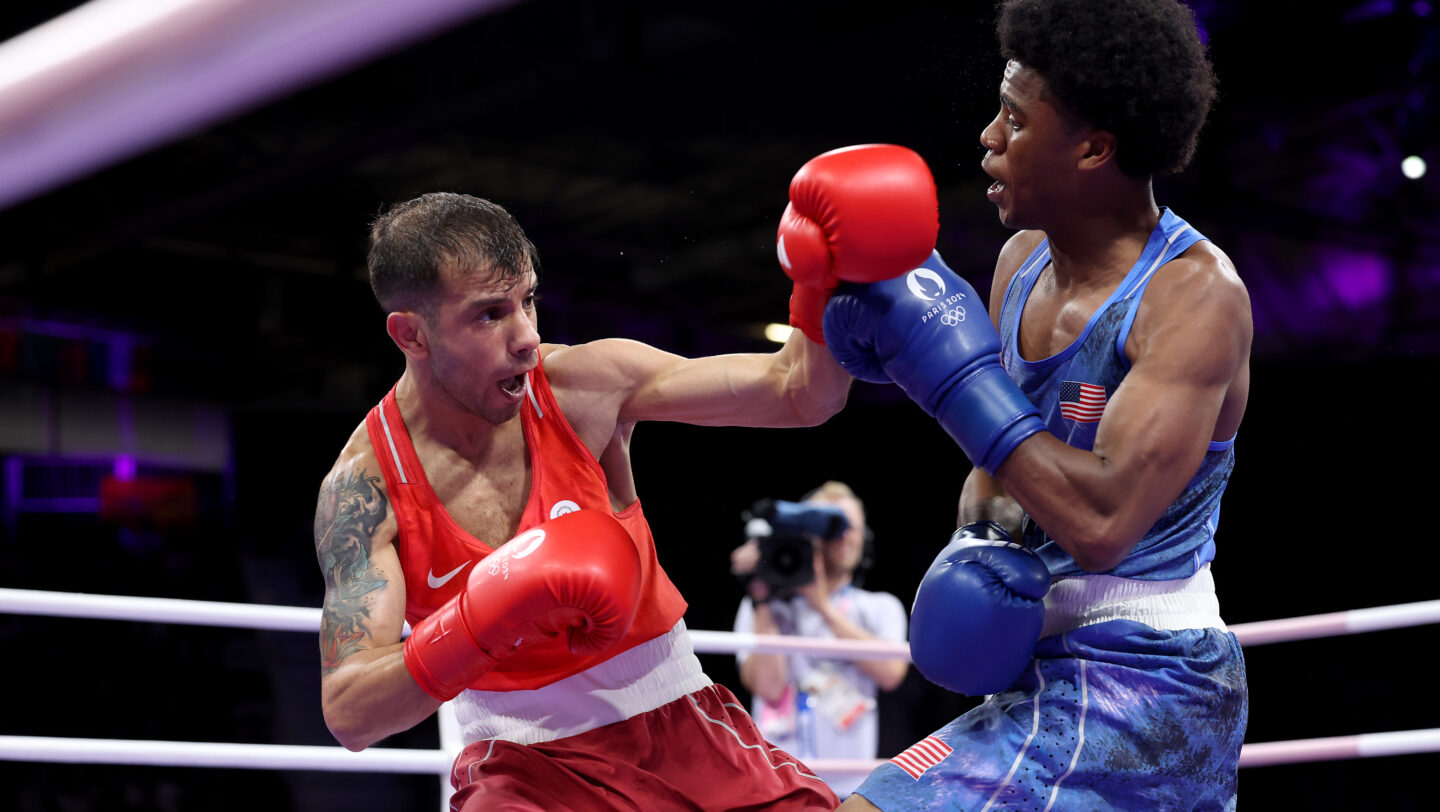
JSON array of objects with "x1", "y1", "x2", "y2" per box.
[{"x1": 889, "y1": 736, "x2": 953, "y2": 779}]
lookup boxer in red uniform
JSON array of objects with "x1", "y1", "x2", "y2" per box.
[{"x1": 312, "y1": 145, "x2": 939, "y2": 809}]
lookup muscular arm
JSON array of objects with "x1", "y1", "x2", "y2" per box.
[
  {"x1": 989, "y1": 244, "x2": 1252, "y2": 572},
  {"x1": 958, "y1": 467, "x2": 1026, "y2": 539},
  {"x1": 315, "y1": 454, "x2": 439, "y2": 751},
  {"x1": 549, "y1": 329, "x2": 852, "y2": 432}
]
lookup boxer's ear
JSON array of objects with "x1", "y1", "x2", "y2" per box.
[
  {"x1": 386, "y1": 311, "x2": 429, "y2": 359},
  {"x1": 1076, "y1": 129, "x2": 1117, "y2": 172}
]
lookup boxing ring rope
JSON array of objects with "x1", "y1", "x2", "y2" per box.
[
  {"x1": 2, "y1": 587, "x2": 1439, "y2": 784},
  {"x1": 6, "y1": 586, "x2": 1440, "y2": 652},
  {"x1": 0, "y1": 735, "x2": 449, "y2": 774}
]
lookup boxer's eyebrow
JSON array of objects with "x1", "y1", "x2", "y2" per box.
[{"x1": 1001, "y1": 93, "x2": 1024, "y2": 116}]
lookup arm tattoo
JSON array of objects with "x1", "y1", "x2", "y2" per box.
[{"x1": 314, "y1": 467, "x2": 390, "y2": 675}]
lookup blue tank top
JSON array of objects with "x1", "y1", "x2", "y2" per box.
[{"x1": 998, "y1": 208, "x2": 1235, "y2": 580}]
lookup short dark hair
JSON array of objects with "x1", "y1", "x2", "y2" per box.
[
  {"x1": 997, "y1": 0, "x2": 1218, "y2": 178},
  {"x1": 367, "y1": 192, "x2": 540, "y2": 315}
]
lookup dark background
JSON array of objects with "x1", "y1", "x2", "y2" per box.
[{"x1": 2, "y1": 0, "x2": 1438, "y2": 809}]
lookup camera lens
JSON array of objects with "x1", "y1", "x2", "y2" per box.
[
  {"x1": 756, "y1": 534, "x2": 814, "y2": 595},
  {"x1": 771, "y1": 541, "x2": 804, "y2": 576}
]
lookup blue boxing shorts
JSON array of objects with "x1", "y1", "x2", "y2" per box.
[{"x1": 854, "y1": 620, "x2": 1248, "y2": 811}]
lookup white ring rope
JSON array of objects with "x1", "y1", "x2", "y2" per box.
[
  {"x1": 5, "y1": 587, "x2": 1439, "y2": 652},
  {"x1": 0, "y1": 587, "x2": 321, "y2": 631},
  {"x1": 1226, "y1": 600, "x2": 1440, "y2": 646},
  {"x1": 6, "y1": 730, "x2": 1437, "y2": 775},
  {"x1": 3, "y1": 587, "x2": 1439, "y2": 777},
  {"x1": 0, "y1": 735, "x2": 448, "y2": 774},
  {"x1": 1237, "y1": 728, "x2": 1440, "y2": 768}
]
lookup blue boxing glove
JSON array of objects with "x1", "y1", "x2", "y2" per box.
[
  {"x1": 909, "y1": 521, "x2": 1049, "y2": 697},
  {"x1": 823, "y1": 251, "x2": 1045, "y2": 473}
]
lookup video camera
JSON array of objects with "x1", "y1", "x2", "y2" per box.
[{"x1": 742, "y1": 498, "x2": 849, "y2": 598}]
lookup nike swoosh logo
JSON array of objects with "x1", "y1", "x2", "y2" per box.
[{"x1": 427, "y1": 561, "x2": 470, "y2": 589}]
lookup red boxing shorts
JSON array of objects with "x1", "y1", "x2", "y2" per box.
[{"x1": 448, "y1": 683, "x2": 838, "y2": 811}]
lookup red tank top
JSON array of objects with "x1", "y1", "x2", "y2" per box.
[{"x1": 364, "y1": 357, "x2": 688, "y2": 692}]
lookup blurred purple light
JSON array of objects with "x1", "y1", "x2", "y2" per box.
[
  {"x1": 108, "y1": 334, "x2": 133, "y2": 390},
  {"x1": 1317, "y1": 248, "x2": 1393, "y2": 310},
  {"x1": 1345, "y1": 0, "x2": 1398, "y2": 22},
  {"x1": 1186, "y1": 0, "x2": 1219, "y2": 44}
]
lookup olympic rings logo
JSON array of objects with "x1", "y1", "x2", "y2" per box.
[{"x1": 940, "y1": 306, "x2": 967, "y2": 326}]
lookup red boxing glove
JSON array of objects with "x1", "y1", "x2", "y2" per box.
[
  {"x1": 402, "y1": 510, "x2": 642, "y2": 702},
  {"x1": 777, "y1": 144, "x2": 940, "y2": 343}
]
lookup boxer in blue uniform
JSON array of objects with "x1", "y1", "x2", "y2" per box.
[{"x1": 822, "y1": 0, "x2": 1251, "y2": 808}]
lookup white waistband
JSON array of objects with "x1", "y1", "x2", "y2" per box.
[
  {"x1": 1041, "y1": 563, "x2": 1226, "y2": 638},
  {"x1": 449, "y1": 620, "x2": 712, "y2": 746}
]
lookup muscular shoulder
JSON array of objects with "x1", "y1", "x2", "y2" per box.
[
  {"x1": 542, "y1": 338, "x2": 692, "y2": 417},
  {"x1": 314, "y1": 419, "x2": 395, "y2": 552},
  {"x1": 542, "y1": 339, "x2": 681, "y2": 387},
  {"x1": 321, "y1": 420, "x2": 381, "y2": 489},
  {"x1": 1128, "y1": 240, "x2": 1252, "y2": 369},
  {"x1": 538, "y1": 340, "x2": 658, "y2": 455},
  {"x1": 989, "y1": 230, "x2": 1046, "y2": 312},
  {"x1": 543, "y1": 340, "x2": 638, "y2": 389},
  {"x1": 1141, "y1": 241, "x2": 1251, "y2": 331}
]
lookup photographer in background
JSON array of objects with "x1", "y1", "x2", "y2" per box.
[{"x1": 730, "y1": 481, "x2": 909, "y2": 797}]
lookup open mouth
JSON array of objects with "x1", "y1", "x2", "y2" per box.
[
  {"x1": 988, "y1": 180, "x2": 1006, "y2": 194},
  {"x1": 499, "y1": 374, "x2": 525, "y2": 397}
]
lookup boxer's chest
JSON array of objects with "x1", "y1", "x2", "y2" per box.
[
  {"x1": 420, "y1": 435, "x2": 533, "y2": 549},
  {"x1": 1017, "y1": 267, "x2": 1122, "y2": 361}
]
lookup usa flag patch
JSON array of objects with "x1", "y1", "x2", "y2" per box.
[
  {"x1": 889, "y1": 736, "x2": 953, "y2": 779},
  {"x1": 1059, "y1": 380, "x2": 1107, "y2": 423}
]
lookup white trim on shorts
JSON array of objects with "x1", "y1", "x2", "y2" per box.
[
  {"x1": 1041, "y1": 563, "x2": 1227, "y2": 639},
  {"x1": 449, "y1": 620, "x2": 712, "y2": 746}
]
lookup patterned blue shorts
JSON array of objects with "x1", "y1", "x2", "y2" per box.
[{"x1": 855, "y1": 620, "x2": 1248, "y2": 811}]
